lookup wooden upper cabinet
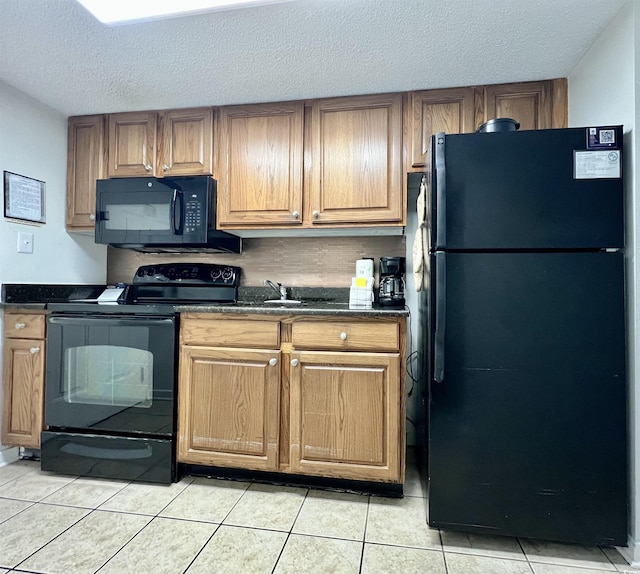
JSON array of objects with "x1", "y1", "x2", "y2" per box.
[
  {"x1": 108, "y1": 108, "x2": 213, "y2": 179},
  {"x1": 216, "y1": 102, "x2": 304, "y2": 226},
  {"x1": 158, "y1": 108, "x2": 213, "y2": 176},
  {"x1": 66, "y1": 115, "x2": 106, "y2": 230},
  {"x1": 107, "y1": 112, "x2": 158, "y2": 177},
  {"x1": 408, "y1": 87, "x2": 475, "y2": 172},
  {"x1": 308, "y1": 93, "x2": 404, "y2": 225},
  {"x1": 480, "y1": 80, "x2": 555, "y2": 131}
]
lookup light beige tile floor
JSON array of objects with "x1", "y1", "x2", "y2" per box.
[{"x1": 0, "y1": 456, "x2": 635, "y2": 574}]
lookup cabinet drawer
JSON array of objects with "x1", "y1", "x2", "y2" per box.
[
  {"x1": 4, "y1": 313, "x2": 46, "y2": 339},
  {"x1": 181, "y1": 317, "x2": 280, "y2": 348},
  {"x1": 292, "y1": 320, "x2": 399, "y2": 352}
]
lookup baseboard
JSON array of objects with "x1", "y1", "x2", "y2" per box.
[
  {"x1": 0, "y1": 447, "x2": 19, "y2": 467},
  {"x1": 617, "y1": 536, "x2": 640, "y2": 568}
]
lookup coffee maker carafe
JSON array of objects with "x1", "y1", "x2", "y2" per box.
[{"x1": 378, "y1": 256, "x2": 406, "y2": 307}]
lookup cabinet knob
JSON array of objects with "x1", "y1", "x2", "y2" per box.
[
  {"x1": 14, "y1": 322, "x2": 25, "y2": 330},
  {"x1": 292, "y1": 211, "x2": 300, "y2": 219},
  {"x1": 89, "y1": 214, "x2": 95, "y2": 221},
  {"x1": 162, "y1": 164, "x2": 169, "y2": 171},
  {"x1": 269, "y1": 358, "x2": 278, "y2": 367},
  {"x1": 145, "y1": 164, "x2": 152, "y2": 171},
  {"x1": 291, "y1": 358, "x2": 299, "y2": 367},
  {"x1": 312, "y1": 210, "x2": 319, "y2": 219},
  {"x1": 340, "y1": 332, "x2": 347, "y2": 340},
  {"x1": 30, "y1": 347, "x2": 40, "y2": 354}
]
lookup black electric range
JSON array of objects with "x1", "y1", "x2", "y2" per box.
[
  {"x1": 46, "y1": 263, "x2": 241, "y2": 314},
  {"x1": 41, "y1": 263, "x2": 241, "y2": 484}
]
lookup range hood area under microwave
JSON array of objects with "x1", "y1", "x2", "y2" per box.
[{"x1": 94, "y1": 176, "x2": 241, "y2": 254}]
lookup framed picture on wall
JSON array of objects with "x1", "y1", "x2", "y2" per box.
[{"x1": 3, "y1": 171, "x2": 46, "y2": 224}]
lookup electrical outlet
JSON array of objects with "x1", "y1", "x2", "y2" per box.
[{"x1": 17, "y1": 231, "x2": 33, "y2": 254}]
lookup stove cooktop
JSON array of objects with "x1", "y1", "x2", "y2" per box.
[{"x1": 48, "y1": 263, "x2": 242, "y2": 314}]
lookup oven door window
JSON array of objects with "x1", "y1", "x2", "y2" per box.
[
  {"x1": 65, "y1": 345, "x2": 153, "y2": 408},
  {"x1": 45, "y1": 315, "x2": 176, "y2": 436}
]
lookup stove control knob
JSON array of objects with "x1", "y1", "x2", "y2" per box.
[
  {"x1": 210, "y1": 268, "x2": 222, "y2": 280},
  {"x1": 145, "y1": 267, "x2": 155, "y2": 277},
  {"x1": 221, "y1": 268, "x2": 233, "y2": 281}
]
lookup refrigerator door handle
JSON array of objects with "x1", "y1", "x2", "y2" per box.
[
  {"x1": 435, "y1": 132, "x2": 446, "y2": 248},
  {"x1": 434, "y1": 251, "x2": 446, "y2": 383}
]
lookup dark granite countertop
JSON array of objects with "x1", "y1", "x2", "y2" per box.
[
  {"x1": 1, "y1": 284, "x2": 409, "y2": 317},
  {"x1": 176, "y1": 301, "x2": 408, "y2": 317}
]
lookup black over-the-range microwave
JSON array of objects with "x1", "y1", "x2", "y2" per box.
[{"x1": 94, "y1": 176, "x2": 241, "y2": 253}]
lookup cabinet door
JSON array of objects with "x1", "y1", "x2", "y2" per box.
[
  {"x1": 158, "y1": 108, "x2": 213, "y2": 176},
  {"x1": 308, "y1": 94, "x2": 403, "y2": 225},
  {"x1": 107, "y1": 112, "x2": 157, "y2": 177},
  {"x1": 289, "y1": 350, "x2": 402, "y2": 482},
  {"x1": 178, "y1": 346, "x2": 281, "y2": 470},
  {"x1": 1, "y1": 338, "x2": 45, "y2": 448},
  {"x1": 66, "y1": 115, "x2": 106, "y2": 229},
  {"x1": 481, "y1": 81, "x2": 553, "y2": 131},
  {"x1": 408, "y1": 88, "x2": 475, "y2": 171},
  {"x1": 216, "y1": 102, "x2": 303, "y2": 226}
]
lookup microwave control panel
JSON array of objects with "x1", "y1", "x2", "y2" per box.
[{"x1": 184, "y1": 192, "x2": 204, "y2": 235}]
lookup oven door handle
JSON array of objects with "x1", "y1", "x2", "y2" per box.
[{"x1": 48, "y1": 316, "x2": 175, "y2": 327}]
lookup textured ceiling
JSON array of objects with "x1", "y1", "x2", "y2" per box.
[{"x1": 0, "y1": 0, "x2": 627, "y2": 116}]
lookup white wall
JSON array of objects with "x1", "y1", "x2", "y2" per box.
[
  {"x1": 0, "y1": 80, "x2": 107, "y2": 464},
  {"x1": 568, "y1": 0, "x2": 638, "y2": 562}
]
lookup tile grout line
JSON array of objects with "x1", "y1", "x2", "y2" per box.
[
  {"x1": 269, "y1": 487, "x2": 311, "y2": 574},
  {"x1": 180, "y1": 477, "x2": 258, "y2": 574},
  {"x1": 358, "y1": 494, "x2": 372, "y2": 574}
]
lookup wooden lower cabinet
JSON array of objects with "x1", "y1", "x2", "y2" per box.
[
  {"x1": 289, "y1": 350, "x2": 402, "y2": 482},
  {"x1": 1, "y1": 312, "x2": 46, "y2": 448},
  {"x1": 177, "y1": 313, "x2": 406, "y2": 485},
  {"x1": 177, "y1": 346, "x2": 281, "y2": 471}
]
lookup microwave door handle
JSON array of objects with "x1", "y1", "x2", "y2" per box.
[{"x1": 171, "y1": 189, "x2": 184, "y2": 235}]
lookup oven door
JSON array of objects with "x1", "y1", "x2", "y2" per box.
[{"x1": 45, "y1": 314, "x2": 176, "y2": 437}]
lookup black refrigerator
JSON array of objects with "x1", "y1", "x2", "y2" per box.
[{"x1": 426, "y1": 125, "x2": 627, "y2": 546}]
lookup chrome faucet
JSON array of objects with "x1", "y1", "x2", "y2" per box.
[{"x1": 264, "y1": 279, "x2": 289, "y2": 300}]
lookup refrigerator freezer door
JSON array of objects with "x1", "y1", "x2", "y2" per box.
[
  {"x1": 428, "y1": 251, "x2": 627, "y2": 545},
  {"x1": 430, "y1": 127, "x2": 624, "y2": 250}
]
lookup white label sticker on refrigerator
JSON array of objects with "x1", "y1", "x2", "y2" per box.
[{"x1": 574, "y1": 150, "x2": 621, "y2": 179}]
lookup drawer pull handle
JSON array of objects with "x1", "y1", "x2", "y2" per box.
[
  {"x1": 30, "y1": 347, "x2": 40, "y2": 354},
  {"x1": 291, "y1": 358, "x2": 299, "y2": 367},
  {"x1": 89, "y1": 214, "x2": 95, "y2": 221},
  {"x1": 269, "y1": 358, "x2": 278, "y2": 367},
  {"x1": 292, "y1": 210, "x2": 300, "y2": 219},
  {"x1": 340, "y1": 332, "x2": 347, "y2": 340},
  {"x1": 145, "y1": 164, "x2": 153, "y2": 172},
  {"x1": 15, "y1": 322, "x2": 26, "y2": 330}
]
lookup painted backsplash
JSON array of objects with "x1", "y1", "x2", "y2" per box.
[{"x1": 107, "y1": 236, "x2": 406, "y2": 287}]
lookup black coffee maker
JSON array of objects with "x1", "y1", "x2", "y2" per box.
[{"x1": 378, "y1": 256, "x2": 406, "y2": 307}]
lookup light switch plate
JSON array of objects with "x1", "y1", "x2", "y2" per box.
[{"x1": 17, "y1": 231, "x2": 33, "y2": 254}]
